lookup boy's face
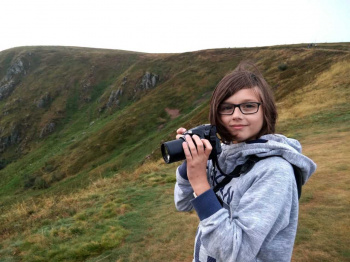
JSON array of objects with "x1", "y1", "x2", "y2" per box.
[{"x1": 219, "y1": 88, "x2": 264, "y2": 143}]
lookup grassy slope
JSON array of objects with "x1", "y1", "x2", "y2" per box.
[
  {"x1": 0, "y1": 43, "x2": 349, "y2": 261},
  {"x1": 277, "y1": 58, "x2": 350, "y2": 261}
]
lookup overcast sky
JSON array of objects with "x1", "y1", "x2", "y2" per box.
[{"x1": 1, "y1": 0, "x2": 349, "y2": 53}]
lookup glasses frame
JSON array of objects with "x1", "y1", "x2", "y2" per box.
[{"x1": 218, "y1": 102, "x2": 262, "y2": 115}]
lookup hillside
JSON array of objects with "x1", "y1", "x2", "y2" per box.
[{"x1": 0, "y1": 43, "x2": 349, "y2": 261}]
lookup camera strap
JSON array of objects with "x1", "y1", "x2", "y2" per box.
[
  {"x1": 212, "y1": 155, "x2": 261, "y2": 193},
  {"x1": 212, "y1": 154, "x2": 302, "y2": 199}
]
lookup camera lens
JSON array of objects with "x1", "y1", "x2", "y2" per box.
[{"x1": 161, "y1": 139, "x2": 186, "y2": 164}]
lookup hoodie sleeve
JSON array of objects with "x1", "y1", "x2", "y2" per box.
[
  {"x1": 174, "y1": 161, "x2": 195, "y2": 211},
  {"x1": 192, "y1": 157, "x2": 298, "y2": 261}
]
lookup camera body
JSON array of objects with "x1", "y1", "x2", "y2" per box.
[{"x1": 161, "y1": 124, "x2": 222, "y2": 164}]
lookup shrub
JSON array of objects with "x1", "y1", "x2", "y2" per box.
[
  {"x1": 0, "y1": 159, "x2": 10, "y2": 170},
  {"x1": 34, "y1": 177, "x2": 49, "y2": 189},
  {"x1": 24, "y1": 175, "x2": 37, "y2": 189},
  {"x1": 278, "y1": 63, "x2": 288, "y2": 71}
]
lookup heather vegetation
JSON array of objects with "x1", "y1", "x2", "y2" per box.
[{"x1": 0, "y1": 43, "x2": 349, "y2": 261}]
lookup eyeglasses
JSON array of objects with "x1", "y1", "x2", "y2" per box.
[{"x1": 218, "y1": 102, "x2": 261, "y2": 115}]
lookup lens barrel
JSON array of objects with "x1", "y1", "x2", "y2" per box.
[{"x1": 161, "y1": 138, "x2": 185, "y2": 164}]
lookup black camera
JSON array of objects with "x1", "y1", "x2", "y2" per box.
[{"x1": 161, "y1": 124, "x2": 222, "y2": 164}]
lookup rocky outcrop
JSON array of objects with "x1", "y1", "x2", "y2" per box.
[
  {"x1": 132, "y1": 72, "x2": 159, "y2": 98},
  {"x1": 105, "y1": 76, "x2": 127, "y2": 109},
  {"x1": 139, "y1": 72, "x2": 159, "y2": 90},
  {"x1": 36, "y1": 93, "x2": 52, "y2": 108},
  {"x1": 0, "y1": 125, "x2": 21, "y2": 153},
  {"x1": 40, "y1": 122, "x2": 56, "y2": 138},
  {"x1": 105, "y1": 73, "x2": 159, "y2": 110},
  {"x1": 5, "y1": 58, "x2": 26, "y2": 80},
  {"x1": 0, "y1": 80, "x2": 16, "y2": 100},
  {"x1": 107, "y1": 88, "x2": 123, "y2": 107},
  {"x1": 0, "y1": 57, "x2": 28, "y2": 100}
]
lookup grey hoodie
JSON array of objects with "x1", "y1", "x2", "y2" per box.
[{"x1": 174, "y1": 134, "x2": 316, "y2": 262}]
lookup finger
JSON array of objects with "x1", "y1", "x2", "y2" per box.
[
  {"x1": 201, "y1": 139, "x2": 213, "y2": 157},
  {"x1": 192, "y1": 135, "x2": 204, "y2": 154},
  {"x1": 176, "y1": 134, "x2": 184, "y2": 140},
  {"x1": 185, "y1": 135, "x2": 198, "y2": 157},
  {"x1": 176, "y1": 127, "x2": 187, "y2": 135},
  {"x1": 182, "y1": 141, "x2": 192, "y2": 160},
  {"x1": 176, "y1": 127, "x2": 187, "y2": 139}
]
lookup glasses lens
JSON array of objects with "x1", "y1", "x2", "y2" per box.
[
  {"x1": 241, "y1": 103, "x2": 259, "y2": 114},
  {"x1": 219, "y1": 104, "x2": 234, "y2": 115}
]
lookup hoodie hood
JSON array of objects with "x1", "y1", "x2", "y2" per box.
[{"x1": 217, "y1": 134, "x2": 317, "y2": 185}]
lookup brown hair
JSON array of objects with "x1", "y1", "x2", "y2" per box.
[{"x1": 209, "y1": 61, "x2": 277, "y2": 144}]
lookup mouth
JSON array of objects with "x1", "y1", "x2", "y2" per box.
[{"x1": 230, "y1": 125, "x2": 246, "y2": 130}]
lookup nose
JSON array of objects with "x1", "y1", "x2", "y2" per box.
[{"x1": 231, "y1": 106, "x2": 243, "y2": 119}]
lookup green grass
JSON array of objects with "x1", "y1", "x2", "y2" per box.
[
  {"x1": 0, "y1": 188, "x2": 129, "y2": 261},
  {"x1": 0, "y1": 161, "x2": 194, "y2": 261}
]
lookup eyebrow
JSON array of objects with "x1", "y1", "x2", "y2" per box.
[{"x1": 221, "y1": 100, "x2": 260, "y2": 104}]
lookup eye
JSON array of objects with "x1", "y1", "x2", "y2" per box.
[
  {"x1": 219, "y1": 104, "x2": 234, "y2": 114},
  {"x1": 242, "y1": 103, "x2": 257, "y2": 109},
  {"x1": 220, "y1": 105, "x2": 233, "y2": 110}
]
